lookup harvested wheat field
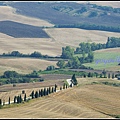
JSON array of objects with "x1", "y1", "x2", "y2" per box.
[
  {"x1": 0, "y1": 38, "x2": 63, "y2": 57},
  {"x1": 44, "y1": 28, "x2": 120, "y2": 47},
  {"x1": 0, "y1": 79, "x2": 64, "y2": 103},
  {"x1": 0, "y1": 77, "x2": 120, "y2": 118},
  {"x1": 0, "y1": 57, "x2": 58, "y2": 75}
]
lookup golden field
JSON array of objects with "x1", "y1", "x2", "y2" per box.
[{"x1": 0, "y1": 77, "x2": 120, "y2": 118}]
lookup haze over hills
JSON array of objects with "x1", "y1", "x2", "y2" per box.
[{"x1": 0, "y1": 1, "x2": 120, "y2": 119}]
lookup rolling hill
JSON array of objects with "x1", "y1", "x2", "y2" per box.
[{"x1": 0, "y1": 77, "x2": 120, "y2": 118}]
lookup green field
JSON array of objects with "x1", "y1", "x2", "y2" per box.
[{"x1": 83, "y1": 48, "x2": 120, "y2": 70}]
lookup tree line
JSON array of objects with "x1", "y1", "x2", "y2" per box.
[
  {"x1": 1, "y1": 51, "x2": 55, "y2": 59},
  {"x1": 0, "y1": 70, "x2": 44, "y2": 85},
  {"x1": 0, "y1": 74, "x2": 78, "y2": 108},
  {"x1": 75, "y1": 37, "x2": 120, "y2": 54},
  {"x1": 55, "y1": 23, "x2": 120, "y2": 33}
]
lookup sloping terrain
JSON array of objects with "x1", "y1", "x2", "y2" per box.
[
  {"x1": 84, "y1": 47, "x2": 120, "y2": 71},
  {"x1": 0, "y1": 21, "x2": 50, "y2": 38},
  {"x1": 0, "y1": 58, "x2": 58, "y2": 75},
  {"x1": 0, "y1": 77, "x2": 120, "y2": 118},
  {"x1": 0, "y1": 6, "x2": 54, "y2": 27},
  {"x1": 5, "y1": 1, "x2": 120, "y2": 28}
]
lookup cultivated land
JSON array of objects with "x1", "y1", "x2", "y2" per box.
[
  {"x1": 0, "y1": 58, "x2": 58, "y2": 75},
  {"x1": 0, "y1": 6, "x2": 54, "y2": 27},
  {"x1": 83, "y1": 48, "x2": 120, "y2": 71},
  {"x1": 0, "y1": 2, "x2": 120, "y2": 119},
  {"x1": 0, "y1": 77, "x2": 120, "y2": 118}
]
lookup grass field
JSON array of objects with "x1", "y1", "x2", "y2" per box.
[
  {"x1": 0, "y1": 77, "x2": 120, "y2": 118},
  {"x1": 83, "y1": 48, "x2": 120, "y2": 71}
]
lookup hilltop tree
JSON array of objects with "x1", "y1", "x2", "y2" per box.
[{"x1": 71, "y1": 74, "x2": 78, "y2": 85}]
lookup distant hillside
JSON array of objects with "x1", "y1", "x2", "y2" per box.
[
  {"x1": 0, "y1": 21, "x2": 50, "y2": 38},
  {"x1": 4, "y1": 1, "x2": 120, "y2": 32}
]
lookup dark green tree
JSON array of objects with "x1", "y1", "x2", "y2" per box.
[
  {"x1": 39, "y1": 90, "x2": 41, "y2": 97},
  {"x1": 8, "y1": 97, "x2": 10, "y2": 104},
  {"x1": 40, "y1": 89, "x2": 43, "y2": 97},
  {"x1": 48, "y1": 87, "x2": 51, "y2": 94},
  {"x1": 19, "y1": 94, "x2": 22, "y2": 103},
  {"x1": 31, "y1": 90, "x2": 34, "y2": 99},
  {"x1": 24, "y1": 93, "x2": 26, "y2": 101},
  {"x1": 35, "y1": 91, "x2": 39, "y2": 98},
  {"x1": 108, "y1": 73, "x2": 111, "y2": 78},
  {"x1": 56, "y1": 60, "x2": 65, "y2": 69},
  {"x1": 112, "y1": 73, "x2": 115, "y2": 79},
  {"x1": 52, "y1": 87, "x2": 54, "y2": 93},
  {"x1": 14, "y1": 96, "x2": 17, "y2": 103},
  {"x1": 71, "y1": 74, "x2": 78, "y2": 85},
  {"x1": 17, "y1": 96, "x2": 20, "y2": 104},
  {"x1": 46, "y1": 88, "x2": 49, "y2": 95},
  {"x1": 43, "y1": 88, "x2": 46, "y2": 96},
  {"x1": 54, "y1": 84, "x2": 57, "y2": 92},
  {"x1": 0, "y1": 99, "x2": 2, "y2": 105}
]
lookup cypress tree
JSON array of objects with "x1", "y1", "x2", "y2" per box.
[
  {"x1": 0, "y1": 99, "x2": 2, "y2": 108},
  {"x1": 52, "y1": 87, "x2": 54, "y2": 93},
  {"x1": 112, "y1": 73, "x2": 115, "y2": 79},
  {"x1": 43, "y1": 88, "x2": 46, "y2": 96},
  {"x1": 46, "y1": 88, "x2": 49, "y2": 95},
  {"x1": 41, "y1": 89, "x2": 43, "y2": 97},
  {"x1": 35, "y1": 91, "x2": 39, "y2": 98},
  {"x1": 0, "y1": 99, "x2": 2, "y2": 105},
  {"x1": 48, "y1": 87, "x2": 51, "y2": 94},
  {"x1": 17, "y1": 96, "x2": 20, "y2": 103},
  {"x1": 71, "y1": 74, "x2": 78, "y2": 85},
  {"x1": 54, "y1": 84, "x2": 57, "y2": 92},
  {"x1": 108, "y1": 73, "x2": 110, "y2": 78},
  {"x1": 14, "y1": 96, "x2": 17, "y2": 103},
  {"x1": 31, "y1": 90, "x2": 34, "y2": 99},
  {"x1": 24, "y1": 93, "x2": 26, "y2": 101},
  {"x1": 39, "y1": 90, "x2": 41, "y2": 97},
  {"x1": 19, "y1": 94, "x2": 22, "y2": 103},
  {"x1": 8, "y1": 97, "x2": 10, "y2": 104}
]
